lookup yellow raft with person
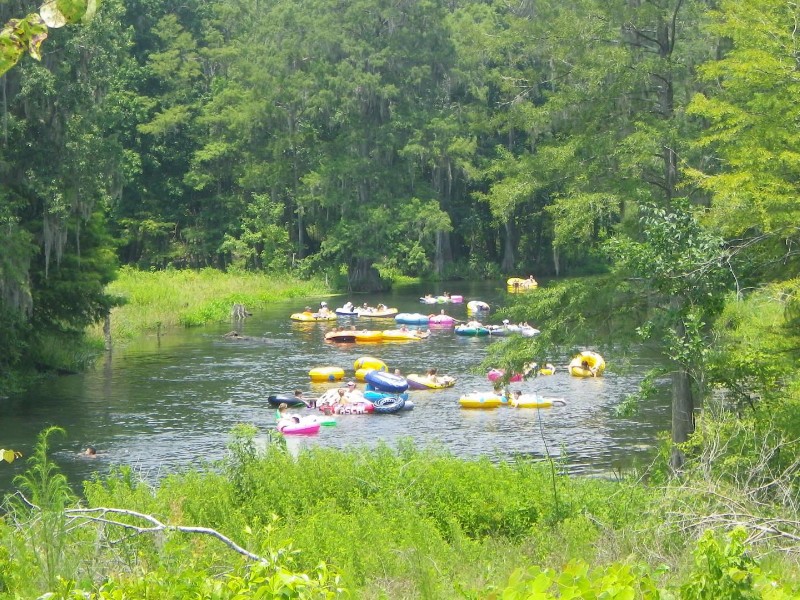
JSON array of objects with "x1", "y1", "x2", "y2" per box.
[
  {"x1": 568, "y1": 351, "x2": 605, "y2": 377},
  {"x1": 291, "y1": 311, "x2": 337, "y2": 322},
  {"x1": 507, "y1": 276, "x2": 538, "y2": 292},
  {"x1": 509, "y1": 392, "x2": 566, "y2": 408}
]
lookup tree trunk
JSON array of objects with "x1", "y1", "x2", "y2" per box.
[
  {"x1": 669, "y1": 300, "x2": 694, "y2": 472},
  {"x1": 552, "y1": 244, "x2": 560, "y2": 277},
  {"x1": 670, "y1": 366, "x2": 694, "y2": 471},
  {"x1": 296, "y1": 204, "x2": 305, "y2": 260},
  {"x1": 501, "y1": 220, "x2": 515, "y2": 272},
  {"x1": 348, "y1": 258, "x2": 388, "y2": 292},
  {"x1": 434, "y1": 230, "x2": 452, "y2": 276},
  {"x1": 103, "y1": 313, "x2": 112, "y2": 352}
]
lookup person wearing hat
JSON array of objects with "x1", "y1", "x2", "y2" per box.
[
  {"x1": 502, "y1": 319, "x2": 510, "y2": 326},
  {"x1": 318, "y1": 301, "x2": 331, "y2": 317},
  {"x1": 343, "y1": 380, "x2": 365, "y2": 403}
]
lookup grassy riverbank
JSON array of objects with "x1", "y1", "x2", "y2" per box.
[
  {"x1": 1, "y1": 426, "x2": 798, "y2": 599},
  {"x1": 93, "y1": 267, "x2": 331, "y2": 342}
]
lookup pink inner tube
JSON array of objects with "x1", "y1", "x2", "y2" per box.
[
  {"x1": 487, "y1": 368, "x2": 523, "y2": 383},
  {"x1": 429, "y1": 315, "x2": 455, "y2": 325},
  {"x1": 450, "y1": 295, "x2": 463, "y2": 303},
  {"x1": 278, "y1": 421, "x2": 321, "y2": 434}
]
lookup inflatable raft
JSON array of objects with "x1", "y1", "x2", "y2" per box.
[
  {"x1": 278, "y1": 419, "x2": 321, "y2": 435},
  {"x1": 325, "y1": 331, "x2": 357, "y2": 343},
  {"x1": 507, "y1": 277, "x2": 538, "y2": 292},
  {"x1": 568, "y1": 351, "x2": 606, "y2": 377},
  {"x1": 290, "y1": 311, "x2": 338, "y2": 322},
  {"x1": 395, "y1": 312, "x2": 431, "y2": 325},
  {"x1": 455, "y1": 324, "x2": 490, "y2": 336},
  {"x1": 365, "y1": 370, "x2": 409, "y2": 393},
  {"x1": 353, "y1": 330, "x2": 383, "y2": 342},
  {"x1": 539, "y1": 363, "x2": 556, "y2": 376},
  {"x1": 487, "y1": 368, "x2": 523, "y2": 383},
  {"x1": 357, "y1": 307, "x2": 399, "y2": 318},
  {"x1": 381, "y1": 329, "x2": 429, "y2": 341},
  {"x1": 309, "y1": 366, "x2": 345, "y2": 382},
  {"x1": 510, "y1": 393, "x2": 566, "y2": 409},
  {"x1": 458, "y1": 392, "x2": 504, "y2": 409},
  {"x1": 428, "y1": 314, "x2": 456, "y2": 327},
  {"x1": 467, "y1": 300, "x2": 490, "y2": 313},
  {"x1": 354, "y1": 356, "x2": 387, "y2": 371},
  {"x1": 406, "y1": 373, "x2": 456, "y2": 390},
  {"x1": 371, "y1": 395, "x2": 406, "y2": 414},
  {"x1": 267, "y1": 394, "x2": 312, "y2": 408}
]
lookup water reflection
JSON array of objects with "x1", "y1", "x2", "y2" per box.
[{"x1": 0, "y1": 281, "x2": 669, "y2": 493}]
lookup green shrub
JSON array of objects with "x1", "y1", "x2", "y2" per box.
[{"x1": 681, "y1": 528, "x2": 796, "y2": 600}]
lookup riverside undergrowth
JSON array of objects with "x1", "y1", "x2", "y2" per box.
[
  {"x1": 1, "y1": 426, "x2": 798, "y2": 598},
  {"x1": 90, "y1": 266, "x2": 331, "y2": 343}
]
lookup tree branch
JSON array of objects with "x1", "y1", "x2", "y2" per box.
[{"x1": 63, "y1": 506, "x2": 269, "y2": 564}]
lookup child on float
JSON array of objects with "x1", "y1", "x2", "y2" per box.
[
  {"x1": 276, "y1": 403, "x2": 296, "y2": 430},
  {"x1": 294, "y1": 388, "x2": 316, "y2": 408}
]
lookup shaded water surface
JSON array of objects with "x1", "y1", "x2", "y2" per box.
[{"x1": 0, "y1": 281, "x2": 668, "y2": 492}]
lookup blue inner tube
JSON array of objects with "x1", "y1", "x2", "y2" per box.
[
  {"x1": 395, "y1": 313, "x2": 430, "y2": 325},
  {"x1": 455, "y1": 326, "x2": 489, "y2": 336},
  {"x1": 364, "y1": 371, "x2": 409, "y2": 393},
  {"x1": 363, "y1": 390, "x2": 409, "y2": 402},
  {"x1": 372, "y1": 395, "x2": 406, "y2": 414}
]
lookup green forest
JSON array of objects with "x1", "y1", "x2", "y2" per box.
[
  {"x1": 1, "y1": 0, "x2": 799, "y2": 385},
  {"x1": 1, "y1": 0, "x2": 800, "y2": 596}
]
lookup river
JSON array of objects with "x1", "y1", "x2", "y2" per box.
[{"x1": 0, "y1": 281, "x2": 669, "y2": 494}]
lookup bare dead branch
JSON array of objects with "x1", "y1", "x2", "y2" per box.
[{"x1": 60, "y1": 506, "x2": 269, "y2": 564}]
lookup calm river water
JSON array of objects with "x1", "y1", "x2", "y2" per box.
[{"x1": 0, "y1": 281, "x2": 669, "y2": 493}]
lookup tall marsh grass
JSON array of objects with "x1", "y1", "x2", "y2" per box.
[{"x1": 91, "y1": 267, "x2": 330, "y2": 342}]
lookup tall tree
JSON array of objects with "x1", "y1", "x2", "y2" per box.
[
  {"x1": 485, "y1": 0, "x2": 720, "y2": 469},
  {"x1": 0, "y1": 0, "x2": 132, "y2": 390},
  {"x1": 686, "y1": 0, "x2": 800, "y2": 283}
]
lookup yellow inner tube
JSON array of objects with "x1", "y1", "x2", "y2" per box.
[
  {"x1": 511, "y1": 394, "x2": 557, "y2": 409},
  {"x1": 354, "y1": 368, "x2": 374, "y2": 382},
  {"x1": 459, "y1": 393, "x2": 503, "y2": 408},
  {"x1": 291, "y1": 312, "x2": 337, "y2": 321},
  {"x1": 353, "y1": 356, "x2": 386, "y2": 371},
  {"x1": 309, "y1": 367, "x2": 345, "y2": 382},
  {"x1": 538, "y1": 363, "x2": 556, "y2": 376},
  {"x1": 353, "y1": 330, "x2": 383, "y2": 342},
  {"x1": 568, "y1": 352, "x2": 605, "y2": 377},
  {"x1": 381, "y1": 329, "x2": 425, "y2": 341},
  {"x1": 407, "y1": 374, "x2": 456, "y2": 389}
]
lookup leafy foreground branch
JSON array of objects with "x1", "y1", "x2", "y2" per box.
[
  {"x1": 1, "y1": 427, "x2": 799, "y2": 598},
  {"x1": 0, "y1": 0, "x2": 97, "y2": 76}
]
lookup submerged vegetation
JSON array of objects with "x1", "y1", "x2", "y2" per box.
[{"x1": 1, "y1": 426, "x2": 798, "y2": 598}]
